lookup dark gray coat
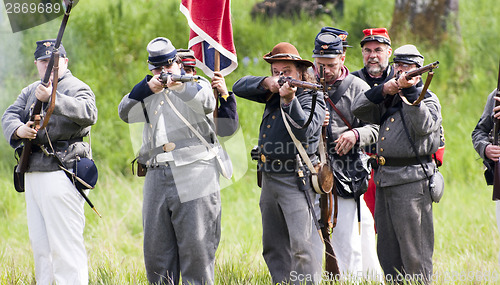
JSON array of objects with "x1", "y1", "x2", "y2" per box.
[
  {"x1": 352, "y1": 85, "x2": 442, "y2": 187},
  {"x1": 2, "y1": 70, "x2": 97, "y2": 171}
]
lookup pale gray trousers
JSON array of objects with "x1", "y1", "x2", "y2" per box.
[
  {"x1": 375, "y1": 179, "x2": 434, "y2": 284},
  {"x1": 142, "y1": 164, "x2": 221, "y2": 285},
  {"x1": 260, "y1": 172, "x2": 323, "y2": 285}
]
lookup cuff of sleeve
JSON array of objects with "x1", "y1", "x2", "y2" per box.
[
  {"x1": 352, "y1": 129, "x2": 360, "y2": 143},
  {"x1": 218, "y1": 93, "x2": 238, "y2": 120},
  {"x1": 401, "y1": 85, "x2": 419, "y2": 102},
  {"x1": 129, "y1": 75, "x2": 154, "y2": 101},
  {"x1": 365, "y1": 84, "x2": 386, "y2": 104}
]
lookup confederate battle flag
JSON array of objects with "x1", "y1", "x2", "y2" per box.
[{"x1": 180, "y1": 0, "x2": 238, "y2": 77}]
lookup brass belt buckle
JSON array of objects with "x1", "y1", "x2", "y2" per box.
[{"x1": 163, "y1": 142, "x2": 176, "y2": 152}]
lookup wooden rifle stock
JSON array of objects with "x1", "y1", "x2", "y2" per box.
[
  {"x1": 404, "y1": 61, "x2": 439, "y2": 80},
  {"x1": 15, "y1": 1, "x2": 74, "y2": 174},
  {"x1": 318, "y1": 65, "x2": 340, "y2": 276},
  {"x1": 493, "y1": 60, "x2": 500, "y2": 201},
  {"x1": 320, "y1": 192, "x2": 340, "y2": 276}
]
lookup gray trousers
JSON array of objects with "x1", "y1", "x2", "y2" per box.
[
  {"x1": 261, "y1": 172, "x2": 323, "y2": 285},
  {"x1": 142, "y1": 165, "x2": 221, "y2": 285},
  {"x1": 375, "y1": 179, "x2": 434, "y2": 284}
]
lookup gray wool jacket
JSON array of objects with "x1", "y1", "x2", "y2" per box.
[
  {"x1": 324, "y1": 73, "x2": 379, "y2": 151},
  {"x1": 352, "y1": 84, "x2": 442, "y2": 187},
  {"x1": 2, "y1": 70, "x2": 97, "y2": 172},
  {"x1": 472, "y1": 89, "x2": 498, "y2": 163},
  {"x1": 118, "y1": 76, "x2": 221, "y2": 167}
]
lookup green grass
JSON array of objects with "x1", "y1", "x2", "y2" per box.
[{"x1": 2, "y1": 0, "x2": 500, "y2": 283}]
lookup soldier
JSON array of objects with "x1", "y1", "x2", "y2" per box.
[
  {"x1": 352, "y1": 44, "x2": 443, "y2": 283},
  {"x1": 177, "y1": 48, "x2": 239, "y2": 137},
  {"x1": 232, "y1": 42, "x2": 325, "y2": 284},
  {"x1": 2, "y1": 40, "x2": 97, "y2": 284},
  {"x1": 118, "y1": 37, "x2": 230, "y2": 285},
  {"x1": 352, "y1": 29, "x2": 445, "y2": 218},
  {"x1": 311, "y1": 28, "x2": 381, "y2": 279},
  {"x1": 471, "y1": 88, "x2": 500, "y2": 265},
  {"x1": 351, "y1": 28, "x2": 394, "y2": 218}
]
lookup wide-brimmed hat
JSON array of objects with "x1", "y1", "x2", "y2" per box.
[
  {"x1": 393, "y1": 44, "x2": 424, "y2": 67},
  {"x1": 147, "y1": 37, "x2": 177, "y2": 70},
  {"x1": 360, "y1": 28, "x2": 391, "y2": 47},
  {"x1": 263, "y1": 42, "x2": 313, "y2": 67},
  {"x1": 34, "y1": 39, "x2": 67, "y2": 60}
]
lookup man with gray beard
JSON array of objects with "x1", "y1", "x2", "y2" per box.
[
  {"x1": 351, "y1": 28, "x2": 394, "y2": 88},
  {"x1": 351, "y1": 28, "x2": 394, "y2": 219}
]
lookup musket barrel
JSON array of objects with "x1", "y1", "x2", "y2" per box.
[
  {"x1": 159, "y1": 72, "x2": 201, "y2": 84},
  {"x1": 405, "y1": 61, "x2": 440, "y2": 80},
  {"x1": 278, "y1": 76, "x2": 323, "y2": 91}
]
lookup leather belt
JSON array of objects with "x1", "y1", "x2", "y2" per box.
[
  {"x1": 259, "y1": 154, "x2": 318, "y2": 173},
  {"x1": 146, "y1": 161, "x2": 170, "y2": 168},
  {"x1": 376, "y1": 155, "x2": 432, "y2": 167},
  {"x1": 32, "y1": 137, "x2": 84, "y2": 153},
  {"x1": 145, "y1": 135, "x2": 213, "y2": 160}
]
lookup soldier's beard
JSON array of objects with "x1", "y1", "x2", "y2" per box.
[{"x1": 365, "y1": 59, "x2": 389, "y2": 78}]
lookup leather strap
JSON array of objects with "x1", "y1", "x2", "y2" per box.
[
  {"x1": 164, "y1": 92, "x2": 231, "y2": 179},
  {"x1": 325, "y1": 96, "x2": 352, "y2": 129},
  {"x1": 401, "y1": 71, "x2": 434, "y2": 106},
  {"x1": 280, "y1": 107, "x2": 328, "y2": 195}
]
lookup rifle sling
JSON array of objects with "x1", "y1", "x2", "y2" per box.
[
  {"x1": 407, "y1": 71, "x2": 434, "y2": 106},
  {"x1": 324, "y1": 75, "x2": 354, "y2": 129}
]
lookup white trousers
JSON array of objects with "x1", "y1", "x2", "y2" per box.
[
  {"x1": 331, "y1": 196, "x2": 383, "y2": 281},
  {"x1": 25, "y1": 170, "x2": 88, "y2": 285}
]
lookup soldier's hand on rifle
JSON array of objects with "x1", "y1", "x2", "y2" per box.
[
  {"x1": 165, "y1": 74, "x2": 184, "y2": 91},
  {"x1": 211, "y1": 71, "x2": 229, "y2": 99},
  {"x1": 334, "y1": 130, "x2": 356, "y2": 156},
  {"x1": 35, "y1": 82, "x2": 52, "y2": 102},
  {"x1": 493, "y1": 96, "x2": 500, "y2": 119},
  {"x1": 486, "y1": 144, "x2": 500, "y2": 161},
  {"x1": 279, "y1": 81, "x2": 296, "y2": 104},
  {"x1": 397, "y1": 72, "x2": 421, "y2": 89},
  {"x1": 383, "y1": 79, "x2": 401, "y2": 96},
  {"x1": 147, "y1": 74, "x2": 167, "y2": 93},
  {"x1": 15, "y1": 121, "x2": 37, "y2": 139},
  {"x1": 260, "y1": 76, "x2": 281, "y2": 94},
  {"x1": 322, "y1": 110, "x2": 330, "y2": 127}
]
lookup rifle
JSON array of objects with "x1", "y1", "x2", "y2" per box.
[
  {"x1": 277, "y1": 72, "x2": 321, "y2": 129},
  {"x1": 278, "y1": 75, "x2": 323, "y2": 91},
  {"x1": 398, "y1": 61, "x2": 439, "y2": 106},
  {"x1": 493, "y1": 60, "x2": 500, "y2": 201},
  {"x1": 318, "y1": 65, "x2": 340, "y2": 277},
  {"x1": 159, "y1": 71, "x2": 202, "y2": 85},
  {"x1": 16, "y1": 0, "x2": 74, "y2": 174},
  {"x1": 403, "y1": 61, "x2": 439, "y2": 80}
]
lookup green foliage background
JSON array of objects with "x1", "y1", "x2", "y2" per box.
[{"x1": 1, "y1": 0, "x2": 500, "y2": 283}]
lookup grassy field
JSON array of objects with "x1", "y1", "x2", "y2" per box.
[{"x1": 1, "y1": 0, "x2": 500, "y2": 283}]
